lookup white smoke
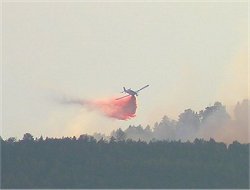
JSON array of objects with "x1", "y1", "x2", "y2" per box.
[{"x1": 111, "y1": 100, "x2": 249, "y2": 144}]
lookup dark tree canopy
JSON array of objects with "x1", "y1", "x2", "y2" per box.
[
  {"x1": 22, "y1": 133, "x2": 34, "y2": 141},
  {"x1": 1, "y1": 135, "x2": 249, "y2": 189}
]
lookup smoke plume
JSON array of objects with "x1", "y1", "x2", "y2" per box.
[
  {"x1": 110, "y1": 99, "x2": 249, "y2": 144},
  {"x1": 63, "y1": 96, "x2": 137, "y2": 120}
]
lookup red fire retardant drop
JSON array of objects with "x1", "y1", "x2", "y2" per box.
[
  {"x1": 93, "y1": 96, "x2": 137, "y2": 120},
  {"x1": 62, "y1": 95, "x2": 137, "y2": 120}
]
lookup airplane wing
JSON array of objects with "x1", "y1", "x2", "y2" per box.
[
  {"x1": 115, "y1": 94, "x2": 130, "y2": 100},
  {"x1": 136, "y1": 85, "x2": 149, "y2": 93}
]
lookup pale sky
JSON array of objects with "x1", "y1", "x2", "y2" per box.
[{"x1": 2, "y1": 2, "x2": 248, "y2": 139}]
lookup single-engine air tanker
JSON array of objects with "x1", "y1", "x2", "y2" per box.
[{"x1": 116, "y1": 85, "x2": 149, "y2": 100}]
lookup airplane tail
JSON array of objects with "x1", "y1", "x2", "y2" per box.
[{"x1": 121, "y1": 87, "x2": 126, "y2": 93}]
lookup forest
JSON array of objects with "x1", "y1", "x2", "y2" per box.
[
  {"x1": 102, "y1": 100, "x2": 249, "y2": 143},
  {"x1": 1, "y1": 134, "x2": 249, "y2": 189}
]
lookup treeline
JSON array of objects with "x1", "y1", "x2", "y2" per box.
[
  {"x1": 94, "y1": 100, "x2": 249, "y2": 143},
  {"x1": 1, "y1": 134, "x2": 249, "y2": 189}
]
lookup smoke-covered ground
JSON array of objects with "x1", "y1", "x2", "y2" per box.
[
  {"x1": 94, "y1": 99, "x2": 249, "y2": 144},
  {"x1": 63, "y1": 96, "x2": 137, "y2": 120}
]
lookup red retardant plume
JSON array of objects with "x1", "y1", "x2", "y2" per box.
[
  {"x1": 63, "y1": 95, "x2": 137, "y2": 120},
  {"x1": 93, "y1": 96, "x2": 137, "y2": 120}
]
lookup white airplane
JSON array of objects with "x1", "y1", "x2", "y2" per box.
[{"x1": 116, "y1": 85, "x2": 149, "y2": 100}]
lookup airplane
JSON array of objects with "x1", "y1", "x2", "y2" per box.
[{"x1": 116, "y1": 85, "x2": 149, "y2": 100}]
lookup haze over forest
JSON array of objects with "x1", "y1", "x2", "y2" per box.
[
  {"x1": 4, "y1": 99, "x2": 249, "y2": 145},
  {"x1": 95, "y1": 99, "x2": 249, "y2": 144}
]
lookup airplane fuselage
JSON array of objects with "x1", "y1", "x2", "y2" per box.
[
  {"x1": 125, "y1": 89, "x2": 138, "y2": 96},
  {"x1": 116, "y1": 85, "x2": 149, "y2": 100}
]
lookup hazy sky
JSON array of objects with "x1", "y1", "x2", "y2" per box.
[{"x1": 2, "y1": 2, "x2": 248, "y2": 139}]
